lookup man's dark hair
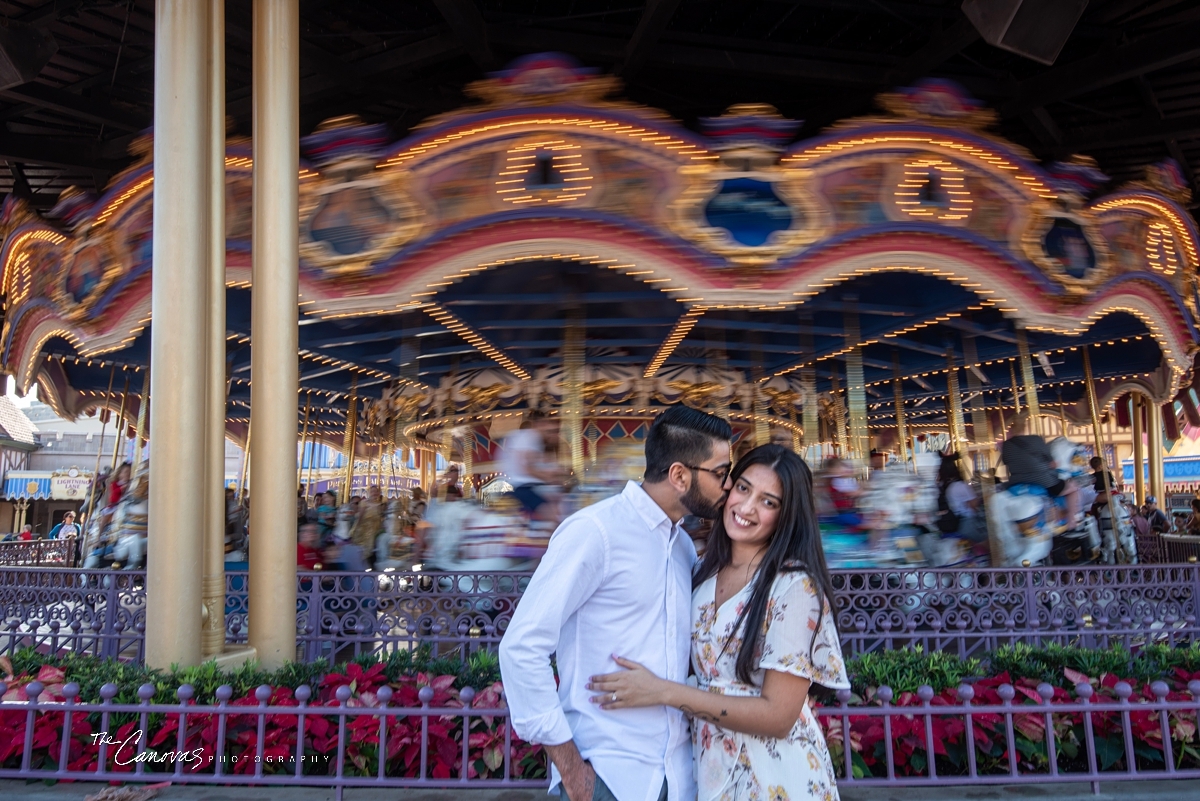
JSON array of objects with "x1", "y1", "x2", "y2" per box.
[
  {"x1": 644, "y1": 406, "x2": 732, "y2": 482},
  {"x1": 1089, "y1": 456, "x2": 1105, "y2": 470}
]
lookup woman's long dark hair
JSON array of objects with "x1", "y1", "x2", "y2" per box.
[{"x1": 693, "y1": 443, "x2": 837, "y2": 685}]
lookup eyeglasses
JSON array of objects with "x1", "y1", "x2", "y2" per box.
[{"x1": 683, "y1": 463, "x2": 731, "y2": 482}]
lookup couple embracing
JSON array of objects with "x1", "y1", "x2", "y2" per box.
[{"x1": 500, "y1": 407, "x2": 848, "y2": 801}]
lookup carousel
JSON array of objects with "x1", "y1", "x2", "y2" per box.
[{"x1": 1, "y1": 54, "x2": 1198, "y2": 569}]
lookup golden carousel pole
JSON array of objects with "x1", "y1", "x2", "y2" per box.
[
  {"x1": 962, "y1": 336, "x2": 995, "y2": 468},
  {"x1": 306, "y1": 416, "x2": 319, "y2": 502},
  {"x1": 844, "y1": 304, "x2": 868, "y2": 465},
  {"x1": 829, "y1": 366, "x2": 847, "y2": 458},
  {"x1": 1149, "y1": 398, "x2": 1166, "y2": 502},
  {"x1": 564, "y1": 311, "x2": 585, "y2": 480},
  {"x1": 342, "y1": 385, "x2": 359, "y2": 501},
  {"x1": 110, "y1": 373, "x2": 131, "y2": 471},
  {"x1": 133, "y1": 368, "x2": 150, "y2": 473},
  {"x1": 1132, "y1": 394, "x2": 1146, "y2": 506},
  {"x1": 85, "y1": 366, "x2": 117, "y2": 527},
  {"x1": 297, "y1": 392, "x2": 312, "y2": 493},
  {"x1": 1082, "y1": 349, "x2": 1117, "y2": 522},
  {"x1": 946, "y1": 351, "x2": 969, "y2": 472},
  {"x1": 892, "y1": 353, "x2": 909, "y2": 471},
  {"x1": 800, "y1": 315, "x2": 818, "y2": 462},
  {"x1": 1008, "y1": 362, "x2": 1022, "y2": 419},
  {"x1": 1017, "y1": 329, "x2": 1041, "y2": 434}
]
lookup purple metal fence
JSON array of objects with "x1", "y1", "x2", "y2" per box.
[
  {"x1": 3, "y1": 565, "x2": 1199, "y2": 662},
  {"x1": 0, "y1": 536, "x2": 77, "y2": 567},
  {"x1": 1, "y1": 677, "x2": 1197, "y2": 790}
]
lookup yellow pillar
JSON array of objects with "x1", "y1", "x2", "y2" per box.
[
  {"x1": 1148, "y1": 399, "x2": 1166, "y2": 502},
  {"x1": 1132, "y1": 394, "x2": 1146, "y2": 506},
  {"x1": 248, "y1": 0, "x2": 299, "y2": 670},
  {"x1": 146, "y1": 0, "x2": 211, "y2": 669},
  {"x1": 202, "y1": 0, "x2": 228, "y2": 660}
]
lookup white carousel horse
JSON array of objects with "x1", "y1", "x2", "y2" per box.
[{"x1": 988, "y1": 437, "x2": 1100, "y2": 567}]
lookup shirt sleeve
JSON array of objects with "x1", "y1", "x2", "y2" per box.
[
  {"x1": 498, "y1": 513, "x2": 608, "y2": 746},
  {"x1": 757, "y1": 572, "x2": 851, "y2": 690}
]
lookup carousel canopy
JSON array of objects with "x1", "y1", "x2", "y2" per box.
[{"x1": 1, "y1": 49, "x2": 1199, "y2": 454}]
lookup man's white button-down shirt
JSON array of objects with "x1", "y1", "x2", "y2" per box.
[{"x1": 500, "y1": 481, "x2": 697, "y2": 801}]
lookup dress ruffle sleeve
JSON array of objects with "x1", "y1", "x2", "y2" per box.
[{"x1": 756, "y1": 571, "x2": 851, "y2": 690}]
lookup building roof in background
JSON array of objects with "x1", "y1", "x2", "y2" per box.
[{"x1": 0, "y1": 396, "x2": 38, "y2": 446}]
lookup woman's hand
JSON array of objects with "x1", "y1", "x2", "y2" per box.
[{"x1": 587, "y1": 656, "x2": 671, "y2": 710}]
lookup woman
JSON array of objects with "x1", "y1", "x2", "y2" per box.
[
  {"x1": 587, "y1": 444, "x2": 849, "y2": 800},
  {"x1": 937, "y1": 454, "x2": 987, "y2": 543}
]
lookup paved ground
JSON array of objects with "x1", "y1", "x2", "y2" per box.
[{"x1": 2, "y1": 780, "x2": 1198, "y2": 801}]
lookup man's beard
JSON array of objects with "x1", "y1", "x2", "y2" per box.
[{"x1": 682, "y1": 480, "x2": 725, "y2": 520}]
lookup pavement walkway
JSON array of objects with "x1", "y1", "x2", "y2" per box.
[{"x1": 2, "y1": 780, "x2": 1199, "y2": 801}]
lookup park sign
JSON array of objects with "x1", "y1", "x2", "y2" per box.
[{"x1": 50, "y1": 467, "x2": 92, "y2": 500}]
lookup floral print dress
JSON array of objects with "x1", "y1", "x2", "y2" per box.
[{"x1": 691, "y1": 568, "x2": 850, "y2": 801}]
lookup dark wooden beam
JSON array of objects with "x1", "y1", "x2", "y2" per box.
[
  {"x1": 1059, "y1": 111, "x2": 1200, "y2": 154},
  {"x1": 432, "y1": 0, "x2": 494, "y2": 69},
  {"x1": 619, "y1": 0, "x2": 683, "y2": 78},
  {"x1": 0, "y1": 133, "x2": 123, "y2": 172},
  {"x1": 884, "y1": 14, "x2": 979, "y2": 86},
  {"x1": 0, "y1": 82, "x2": 147, "y2": 132},
  {"x1": 1002, "y1": 21, "x2": 1200, "y2": 116},
  {"x1": 488, "y1": 24, "x2": 883, "y2": 85}
]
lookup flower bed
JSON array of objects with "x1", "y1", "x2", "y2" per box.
[{"x1": 1, "y1": 643, "x2": 1199, "y2": 784}]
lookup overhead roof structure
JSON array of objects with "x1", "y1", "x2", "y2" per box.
[
  {"x1": 1, "y1": 49, "x2": 1197, "y2": 459},
  {"x1": 4, "y1": 0, "x2": 1200, "y2": 211}
]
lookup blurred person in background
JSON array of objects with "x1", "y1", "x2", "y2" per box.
[
  {"x1": 48, "y1": 511, "x2": 80, "y2": 541},
  {"x1": 1000, "y1": 414, "x2": 1062, "y2": 497},
  {"x1": 1145, "y1": 496, "x2": 1170, "y2": 534},
  {"x1": 297, "y1": 523, "x2": 322, "y2": 569},
  {"x1": 502, "y1": 409, "x2": 564, "y2": 521}
]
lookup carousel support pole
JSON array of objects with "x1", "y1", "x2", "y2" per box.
[
  {"x1": 110, "y1": 373, "x2": 131, "y2": 472},
  {"x1": 843, "y1": 303, "x2": 868, "y2": 465},
  {"x1": 962, "y1": 336, "x2": 994, "y2": 468},
  {"x1": 1017, "y1": 329, "x2": 1041, "y2": 434},
  {"x1": 297, "y1": 392, "x2": 312, "y2": 493},
  {"x1": 1082, "y1": 349, "x2": 1117, "y2": 517},
  {"x1": 1132, "y1": 394, "x2": 1146, "y2": 506},
  {"x1": 85, "y1": 366, "x2": 117, "y2": 526},
  {"x1": 800, "y1": 314, "x2": 818, "y2": 462},
  {"x1": 1148, "y1": 398, "x2": 1166, "y2": 502},
  {"x1": 946, "y1": 351, "x2": 970, "y2": 474},
  {"x1": 829, "y1": 367, "x2": 847, "y2": 458},
  {"x1": 306, "y1": 417, "x2": 320, "y2": 502},
  {"x1": 237, "y1": 424, "x2": 251, "y2": 504},
  {"x1": 342, "y1": 387, "x2": 358, "y2": 500},
  {"x1": 563, "y1": 310, "x2": 586, "y2": 480},
  {"x1": 1008, "y1": 362, "x2": 1022, "y2": 420},
  {"x1": 461, "y1": 430, "x2": 474, "y2": 498},
  {"x1": 892, "y1": 353, "x2": 909, "y2": 471},
  {"x1": 134, "y1": 368, "x2": 150, "y2": 473},
  {"x1": 247, "y1": 0, "x2": 300, "y2": 671},
  {"x1": 146, "y1": 0, "x2": 211, "y2": 670},
  {"x1": 202, "y1": 0, "x2": 228, "y2": 660}
]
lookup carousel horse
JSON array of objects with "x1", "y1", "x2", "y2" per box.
[{"x1": 989, "y1": 437, "x2": 1100, "y2": 567}]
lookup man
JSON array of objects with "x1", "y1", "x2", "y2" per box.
[
  {"x1": 1089, "y1": 456, "x2": 1117, "y2": 493},
  {"x1": 1146, "y1": 496, "x2": 1170, "y2": 534},
  {"x1": 440, "y1": 466, "x2": 464, "y2": 500},
  {"x1": 501, "y1": 410, "x2": 563, "y2": 516},
  {"x1": 1000, "y1": 414, "x2": 1064, "y2": 496},
  {"x1": 48, "y1": 511, "x2": 80, "y2": 541},
  {"x1": 500, "y1": 406, "x2": 733, "y2": 801}
]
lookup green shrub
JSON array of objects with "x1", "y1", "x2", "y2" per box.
[{"x1": 846, "y1": 647, "x2": 982, "y2": 695}]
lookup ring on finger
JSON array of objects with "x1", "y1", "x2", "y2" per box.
[{"x1": 611, "y1": 692, "x2": 617, "y2": 702}]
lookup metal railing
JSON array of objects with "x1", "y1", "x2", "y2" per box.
[
  {"x1": 0, "y1": 677, "x2": 1197, "y2": 790},
  {"x1": 2, "y1": 565, "x2": 1199, "y2": 663},
  {"x1": 0, "y1": 536, "x2": 76, "y2": 566}
]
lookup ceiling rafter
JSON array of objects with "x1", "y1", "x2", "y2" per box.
[
  {"x1": 433, "y1": 0, "x2": 493, "y2": 69},
  {"x1": 619, "y1": 0, "x2": 683, "y2": 78}
]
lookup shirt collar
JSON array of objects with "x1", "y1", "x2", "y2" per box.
[{"x1": 622, "y1": 480, "x2": 676, "y2": 537}]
